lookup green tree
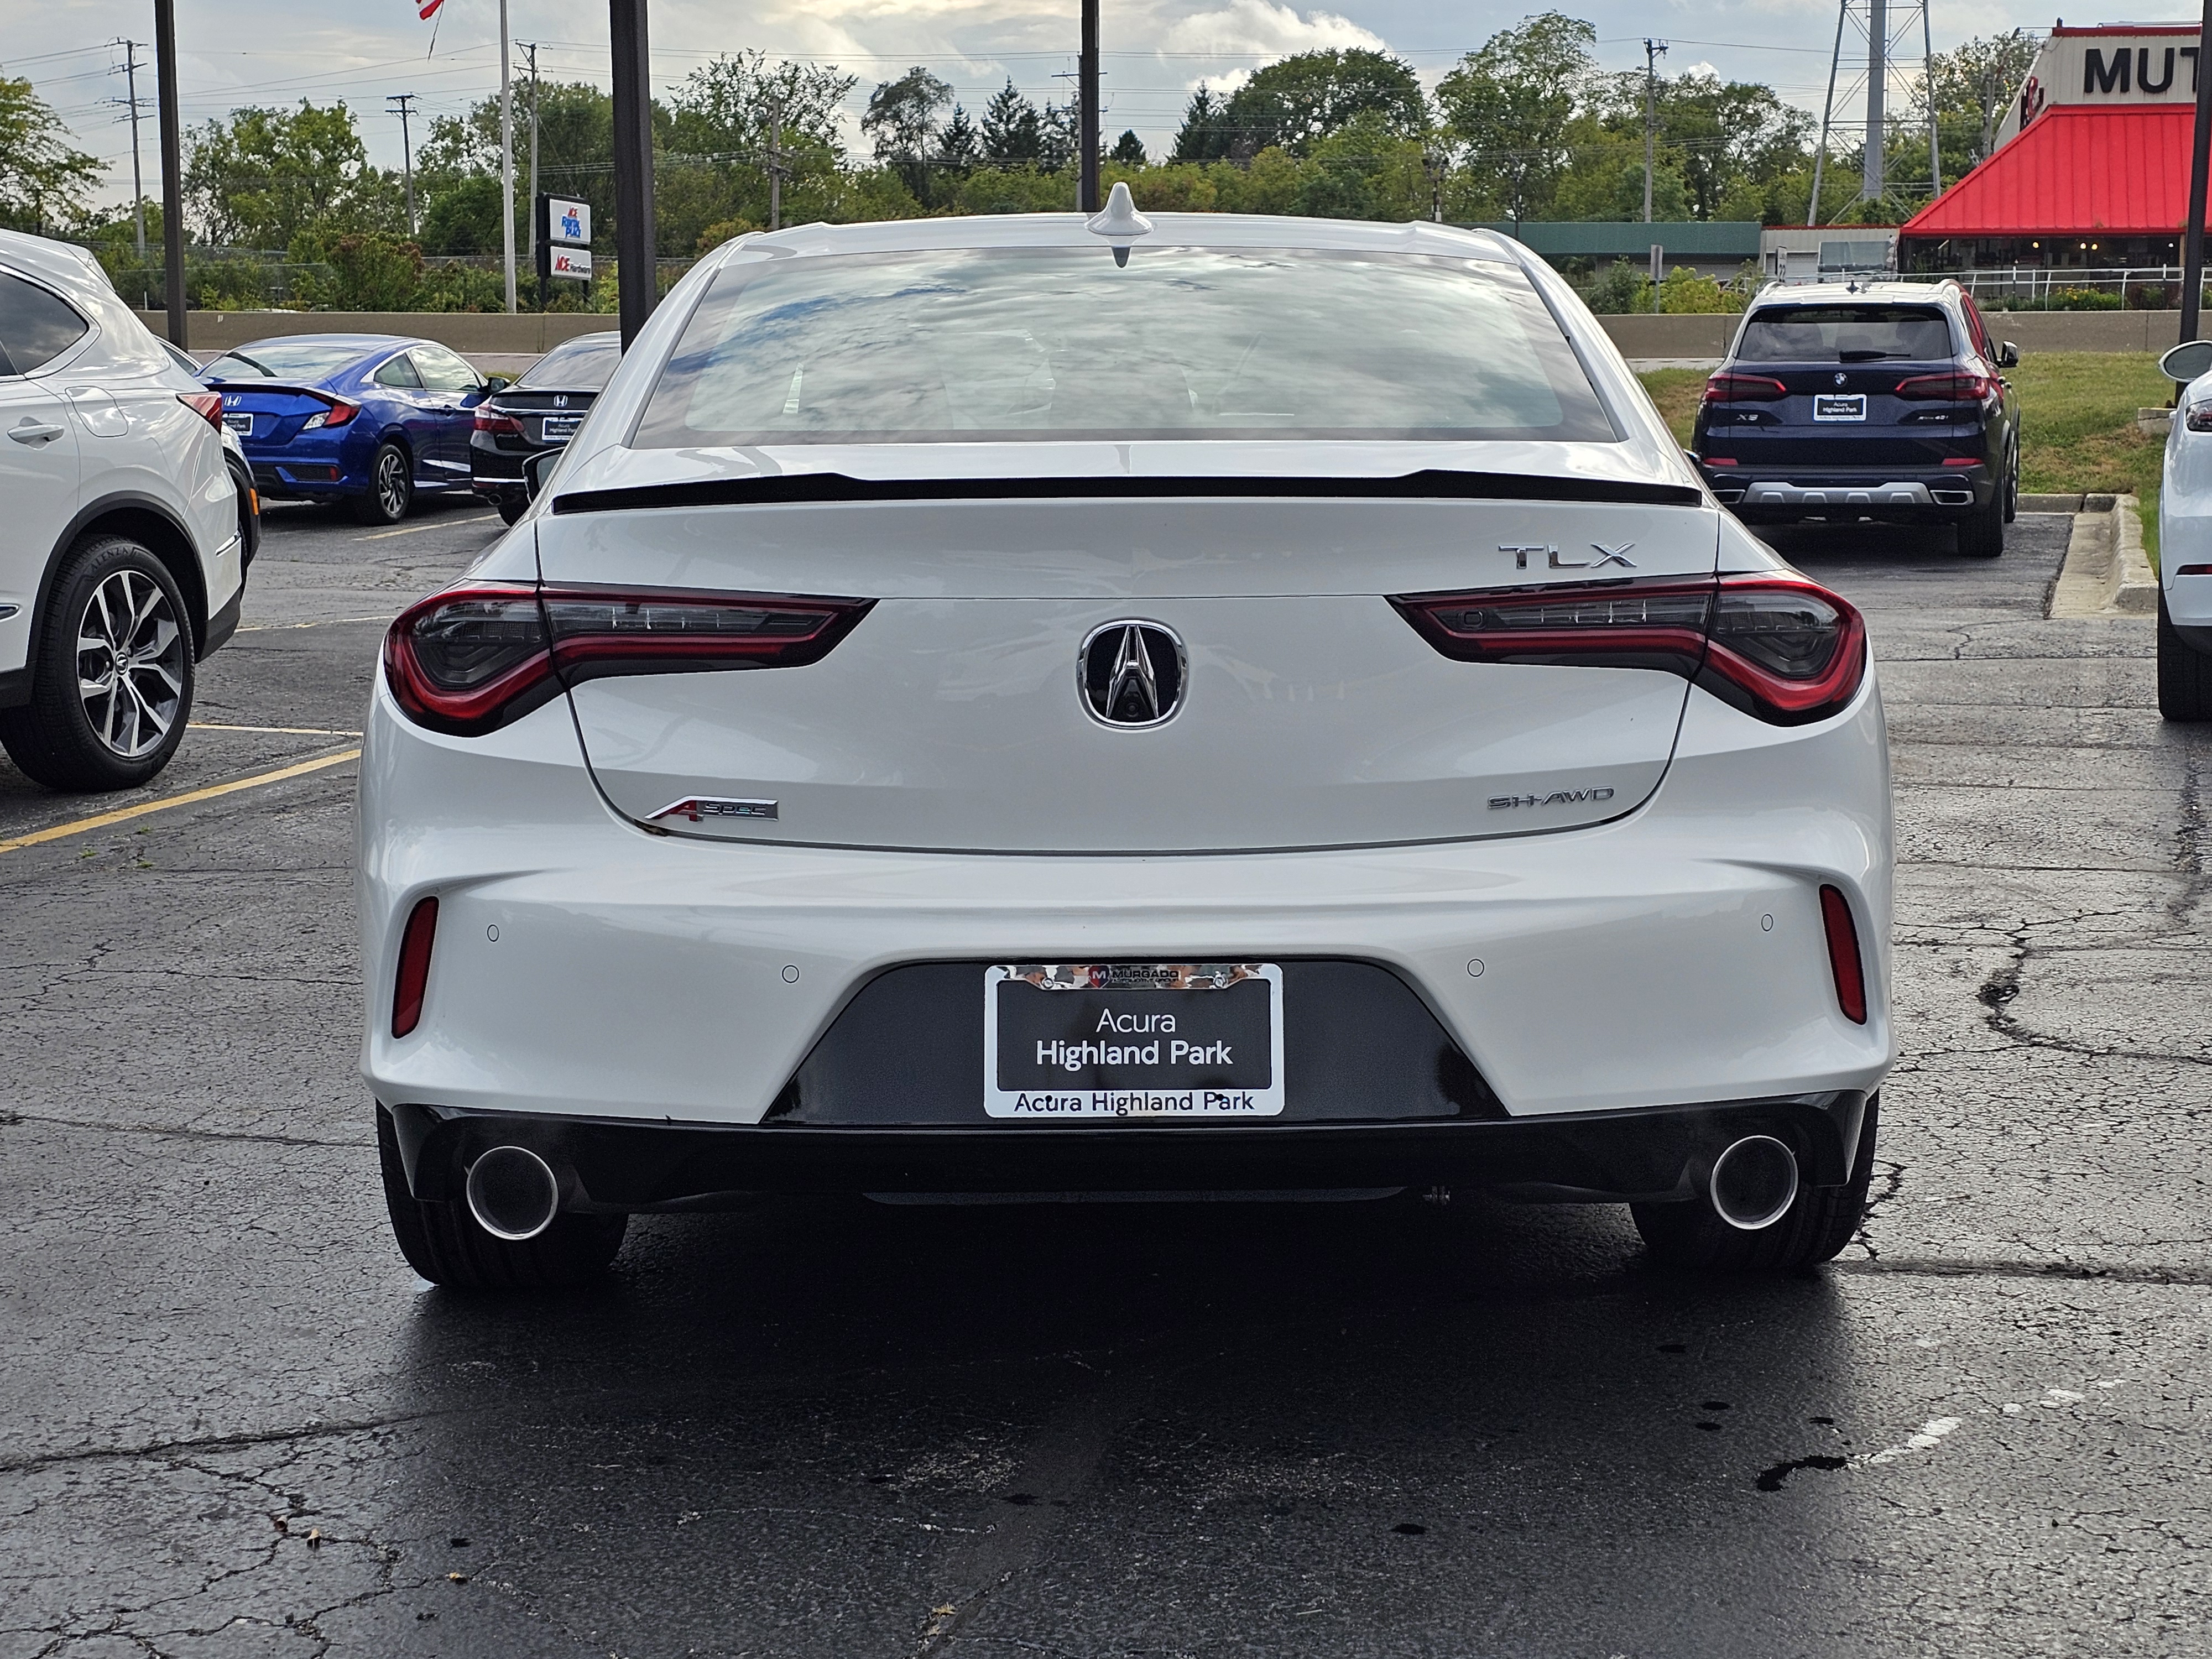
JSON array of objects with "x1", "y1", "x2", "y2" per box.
[
  {"x1": 864, "y1": 67, "x2": 951, "y2": 200},
  {"x1": 1217, "y1": 49, "x2": 1427, "y2": 158},
  {"x1": 1171, "y1": 86, "x2": 1229, "y2": 161},
  {"x1": 185, "y1": 100, "x2": 398, "y2": 247},
  {"x1": 937, "y1": 105, "x2": 981, "y2": 175},
  {"x1": 980, "y1": 81, "x2": 1044, "y2": 165},
  {"x1": 1438, "y1": 13, "x2": 1597, "y2": 225},
  {"x1": 1110, "y1": 129, "x2": 1147, "y2": 166},
  {"x1": 413, "y1": 81, "x2": 620, "y2": 256},
  {"x1": 0, "y1": 71, "x2": 101, "y2": 232}
]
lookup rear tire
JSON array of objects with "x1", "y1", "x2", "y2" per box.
[
  {"x1": 1957, "y1": 486, "x2": 2005, "y2": 558},
  {"x1": 2158, "y1": 593, "x2": 2212, "y2": 721},
  {"x1": 0, "y1": 534, "x2": 195, "y2": 792},
  {"x1": 377, "y1": 1107, "x2": 627, "y2": 1289},
  {"x1": 352, "y1": 442, "x2": 413, "y2": 525},
  {"x1": 1631, "y1": 1095, "x2": 1880, "y2": 1273}
]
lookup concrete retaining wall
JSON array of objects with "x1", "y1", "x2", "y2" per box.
[{"x1": 138, "y1": 307, "x2": 2195, "y2": 361}]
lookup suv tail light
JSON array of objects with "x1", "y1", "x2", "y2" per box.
[
  {"x1": 1391, "y1": 573, "x2": 1866, "y2": 728},
  {"x1": 1893, "y1": 371, "x2": 1996, "y2": 403},
  {"x1": 1702, "y1": 373, "x2": 1788, "y2": 403},
  {"x1": 177, "y1": 390, "x2": 224, "y2": 429},
  {"x1": 382, "y1": 585, "x2": 875, "y2": 736}
]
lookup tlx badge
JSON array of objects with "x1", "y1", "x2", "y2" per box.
[{"x1": 1499, "y1": 543, "x2": 1636, "y2": 571}]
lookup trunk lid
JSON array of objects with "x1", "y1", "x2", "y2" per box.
[
  {"x1": 213, "y1": 384, "x2": 337, "y2": 446},
  {"x1": 535, "y1": 463, "x2": 1720, "y2": 854}
]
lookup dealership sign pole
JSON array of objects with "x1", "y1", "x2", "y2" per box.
[
  {"x1": 153, "y1": 0, "x2": 186, "y2": 347},
  {"x1": 2185, "y1": 0, "x2": 2212, "y2": 345},
  {"x1": 610, "y1": 0, "x2": 656, "y2": 349}
]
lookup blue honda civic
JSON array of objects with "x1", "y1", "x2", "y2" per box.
[{"x1": 199, "y1": 334, "x2": 508, "y2": 525}]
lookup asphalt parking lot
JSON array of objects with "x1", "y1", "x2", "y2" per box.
[{"x1": 3, "y1": 502, "x2": 2206, "y2": 1657}]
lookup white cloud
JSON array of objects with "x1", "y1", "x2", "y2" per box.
[{"x1": 1159, "y1": 2, "x2": 1388, "y2": 60}]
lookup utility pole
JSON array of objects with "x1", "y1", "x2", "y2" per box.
[
  {"x1": 112, "y1": 40, "x2": 149, "y2": 259},
  {"x1": 765, "y1": 97, "x2": 789, "y2": 232},
  {"x1": 2183, "y1": 0, "x2": 2212, "y2": 345},
  {"x1": 609, "y1": 0, "x2": 656, "y2": 348},
  {"x1": 387, "y1": 93, "x2": 419, "y2": 237},
  {"x1": 520, "y1": 43, "x2": 540, "y2": 264},
  {"x1": 1864, "y1": 0, "x2": 1887, "y2": 203},
  {"x1": 1079, "y1": 0, "x2": 1101, "y2": 212},
  {"x1": 499, "y1": 0, "x2": 517, "y2": 314},
  {"x1": 1922, "y1": 0, "x2": 1940, "y2": 196},
  {"x1": 1641, "y1": 38, "x2": 1667, "y2": 224},
  {"x1": 154, "y1": 0, "x2": 186, "y2": 346}
]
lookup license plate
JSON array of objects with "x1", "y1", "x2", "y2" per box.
[
  {"x1": 222, "y1": 412, "x2": 252, "y2": 434},
  {"x1": 1813, "y1": 393, "x2": 1866, "y2": 422},
  {"x1": 984, "y1": 963, "x2": 1285, "y2": 1120},
  {"x1": 539, "y1": 415, "x2": 581, "y2": 441}
]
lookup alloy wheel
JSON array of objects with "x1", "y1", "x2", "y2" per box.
[
  {"x1": 75, "y1": 569, "x2": 186, "y2": 759},
  {"x1": 377, "y1": 449, "x2": 408, "y2": 519}
]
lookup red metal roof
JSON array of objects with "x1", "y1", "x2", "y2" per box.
[{"x1": 1901, "y1": 104, "x2": 2205, "y2": 240}]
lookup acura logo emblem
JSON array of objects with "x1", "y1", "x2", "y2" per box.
[{"x1": 1079, "y1": 620, "x2": 1186, "y2": 728}]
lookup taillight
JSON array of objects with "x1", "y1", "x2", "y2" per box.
[
  {"x1": 2186, "y1": 403, "x2": 2212, "y2": 432},
  {"x1": 1893, "y1": 372, "x2": 1996, "y2": 403},
  {"x1": 1703, "y1": 374, "x2": 1788, "y2": 403},
  {"x1": 177, "y1": 390, "x2": 223, "y2": 429},
  {"x1": 1391, "y1": 573, "x2": 1866, "y2": 728},
  {"x1": 393, "y1": 896, "x2": 439, "y2": 1037},
  {"x1": 474, "y1": 411, "x2": 523, "y2": 434},
  {"x1": 301, "y1": 398, "x2": 359, "y2": 431},
  {"x1": 382, "y1": 584, "x2": 875, "y2": 736},
  {"x1": 1819, "y1": 884, "x2": 1867, "y2": 1024}
]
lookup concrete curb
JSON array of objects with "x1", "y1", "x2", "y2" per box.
[{"x1": 2048, "y1": 492, "x2": 2159, "y2": 619}]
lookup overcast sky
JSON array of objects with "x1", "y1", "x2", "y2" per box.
[{"x1": 15, "y1": 0, "x2": 2195, "y2": 208}]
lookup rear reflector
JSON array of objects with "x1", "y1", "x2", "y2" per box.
[
  {"x1": 392, "y1": 897, "x2": 439, "y2": 1037},
  {"x1": 1391, "y1": 572, "x2": 1867, "y2": 727},
  {"x1": 383, "y1": 585, "x2": 875, "y2": 736},
  {"x1": 1819, "y1": 884, "x2": 1868, "y2": 1024}
]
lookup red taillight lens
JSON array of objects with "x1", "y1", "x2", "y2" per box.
[
  {"x1": 1699, "y1": 575, "x2": 1867, "y2": 726},
  {"x1": 1703, "y1": 373, "x2": 1789, "y2": 403},
  {"x1": 1391, "y1": 573, "x2": 1866, "y2": 728},
  {"x1": 1894, "y1": 372, "x2": 1995, "y2": 403},
  {"x1": 1391, "y1": 578, "x2": 1713, "y2": 675},
  {"x1": 382, "y1": 585, "x2": 875, "y2": 736},
  {"x1": 392, "y1": 896, "x2": 439, "y2": 1037},
  {"x1": 178, "y1": 390, "x2": 223, "y2": 429},
  {"x1": 2185, "y1": 403, "x2": 2212, "y2": 432},
  {"x1": 302, "y1": 398, "x2": 359, "y2": 431},
  {"x1": 1819, "y1": 884, "x2": 1867, "y2": 1024},
  {"x1": 474, "y1": 411, "x2": 523, "y2": 434}
]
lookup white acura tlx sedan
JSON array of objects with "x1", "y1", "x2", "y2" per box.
[{"x1": 360, "y1": 195, "x2": 1893, "y2": 1288}]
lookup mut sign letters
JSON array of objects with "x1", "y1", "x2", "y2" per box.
[{"x1": 1996, "y1": 26, "x2": 2204, "y2": 148}]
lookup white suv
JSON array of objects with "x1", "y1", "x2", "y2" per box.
[{"x1": 0, "y1": 228, "x2": 246, "y2": 791}]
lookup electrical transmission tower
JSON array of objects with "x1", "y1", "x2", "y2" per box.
[{"x1": 1809, "y1": 0, "x2": 1942, "y2": 225}]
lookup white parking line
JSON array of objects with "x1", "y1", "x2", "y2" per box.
[
  {"x1": 357, "y1": 514, "x2": 495, "y2": 542},
  {"x1": 236, "y1": 616, "x2": 390, "y2": 633},
  {"x1": 0, "y1": 748, "x2": 361, "y2": 855}
]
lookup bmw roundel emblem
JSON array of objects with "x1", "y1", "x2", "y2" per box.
[
  {"x1": 1078, "y1": 620, "x2": 1186, "y2": 728},
  {"x1": 1834, "y1": 372, "x2": 1848, "y2": 385}
]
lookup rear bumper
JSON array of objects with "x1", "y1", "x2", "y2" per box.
[
  {"x1": 1702, "y1": 465, "x2": 1992, "y2": 518},
  {"x1": 384, "y1": 1091, "x2": 1871, "y2": 1207},
  {"x1": 358, "y1": 668, "x2": 1896, "y2": 1129},
  {"x1": 249, "y1": 460, "x2": 357, "y2": 500}
]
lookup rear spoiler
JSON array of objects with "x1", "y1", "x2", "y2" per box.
[
  {"x1": 551, "y1": 469, "x2": 1705, "y2": 515},
  {"x1": 201, "y1": 381, "x2": 343, "y2": 404}
]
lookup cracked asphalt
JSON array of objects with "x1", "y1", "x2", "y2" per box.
[{"x1": 3, "y1": 501, "x2": 2206, "y2": 1657}]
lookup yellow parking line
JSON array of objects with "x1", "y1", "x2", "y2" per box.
[
  {"x1": 237, "y1": 616, "x2": 389, "y2": 633},
  {"x1": 0, "y1": 748, "x2": 361, "y2": 855},
  {"x1": 357, "y1": 513, "x2": 494, "y2": 542},
  {"x1": 189, "y1": 723, "x2": 364, "y2": 737}
]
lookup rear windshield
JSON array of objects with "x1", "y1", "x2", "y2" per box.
[
  {"x1": 1735, "y1": 305, "x2": 1953, "y2": 363},
  {"x1": 520, "y1": 336, "x2": 620, "y2": 390},
  {"x1": 204, "y1": 342, "x2": 369, "y2": 382},
  {"x1": 633, "y1": 246, "x2": 1616, "y2": 446}
]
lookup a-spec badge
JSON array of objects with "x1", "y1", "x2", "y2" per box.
[{"x1": 648, "y1": 797, "x2": 779, "y2": 822}]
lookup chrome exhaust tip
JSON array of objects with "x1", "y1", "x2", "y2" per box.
[
  {"x1": 1708, "y1": 1135, "x2": 1799, "y2": 1232},
  {"x1": 465, "y1": 1145, "x2": 562, "y2": 1241}
]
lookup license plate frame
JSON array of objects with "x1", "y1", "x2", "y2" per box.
[
  {"x1": 539, "y1": 414, "x2": 582, "y2": 442},
  {"x1": 1812, "y1": 393, "x2": 1867, "y2": 422},
  {"x1": 983, "y1": 963, "x2": 1286, "y2": 1121},
  {"x1": 222, "y1": 412, "x2": 253, "y2": 435}
]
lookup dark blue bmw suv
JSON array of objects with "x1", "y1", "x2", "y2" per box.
[{"x1": 1692, "y1": 280, "x2": 2021, "y2": 557}]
